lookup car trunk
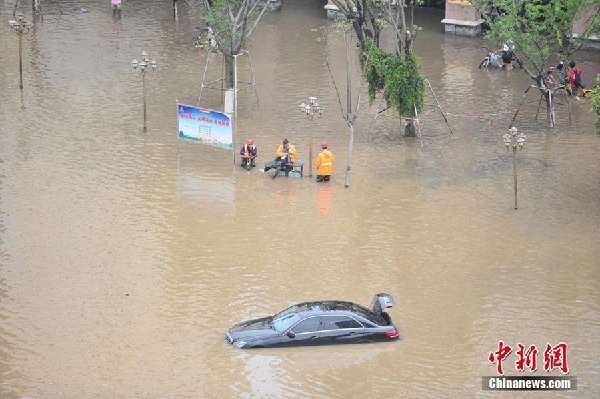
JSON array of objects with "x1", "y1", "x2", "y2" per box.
[{"x1": 369, "y1": 293, "x2": 395, "y2": 325}]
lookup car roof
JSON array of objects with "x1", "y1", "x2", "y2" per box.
[{"x1": 294, "y1": 300, "x2": 369, "y2": 316}]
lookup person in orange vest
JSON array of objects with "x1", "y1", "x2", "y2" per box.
[
  {"x1": 111, "y1": 0, "x2": 122, "y2": 12},
  {"x1": 315, "y1": 141, "x2": 335, "y2": 182},
  {"x1": 239, "y1": 138, "x2": 257, "y2": 169},
  {"x1": 275, "y1": 138, "x2": 297, "y2": 164}
]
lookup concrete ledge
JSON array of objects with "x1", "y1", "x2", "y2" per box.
[
  {"x1": 441, "y1": 18, "x2": 485, "y2": 37},
  {"x1": 324, "y1": 4, "x2": 342, "y2": 20},
  {"x1": 268, "y1": 0, "x2": 281, "y2": 12},
  {"x1": 573, "y1": 33, "x2": 600, "y2": 50}
]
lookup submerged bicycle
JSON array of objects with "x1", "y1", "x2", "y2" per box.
[
  {"x1": 479, "y1": 48, "x2": 502, "y2": 69},
  {"x1": 479, "y1": 47, "x2": 523, "y2": 69}
]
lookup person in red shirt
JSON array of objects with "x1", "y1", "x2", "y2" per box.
[{"x1": 566, "y1": 61, "x2": 584, "y2": 100}]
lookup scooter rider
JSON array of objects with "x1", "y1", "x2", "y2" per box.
[{"x1": 240, "y1": 138, "x2": 257, "y2": 168}]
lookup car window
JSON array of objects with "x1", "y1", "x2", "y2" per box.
[
  {"x1": 272, "y1": 313, "x2": 301, "y2": 332},
  {"x1": 272, "y1": 306, "x2": 301, "y2": 332},
  {"x1": 273, "y1": 305, "x2": 297, "y2": 320},
  {"x1": 322, "y1": 316, "x2": 363, "y2": 330},
  {"x1": 361, "y1": 320, "x2": 377, "y2": 328},
  {"x1": 290, "y1": 317, "x2": 321, "y2": 334}
]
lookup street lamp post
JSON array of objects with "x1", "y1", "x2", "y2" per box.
[
  {"x1": 299, "y1": 96, "x2": 323, "y2": 177},
  {"x1": 8, "y1": 13, "x2": 33, "y2": 90},
  {"x1": 503, "y1": 126, "x2": 526, "y2": 210},
  {"x1": 131, "y1": 51, "x2": 157, "y2": 132}
]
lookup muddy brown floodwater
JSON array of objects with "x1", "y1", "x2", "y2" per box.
[{"x1": 1, "y1": 1, "x2": 599, "y2": 398}]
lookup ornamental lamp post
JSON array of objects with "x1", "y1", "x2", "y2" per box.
[
  {"x1": 503, "y1": 126, "x2": 526, "y2": 210},
  {"x1": 131, "y1": 51, "x2": 157, "y2": 132},
  {"x1": 8, "y1": 13, "x2": 33, "y2": 90},
  {"x1": 299, "y1": 96, "x2": 323, "y2": 177}
]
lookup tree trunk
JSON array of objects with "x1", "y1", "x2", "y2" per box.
[
  {"x1": 344, "y1": 122, "x2": 355, "y2": 188},
  {"x1": 224, "y1": 54, "x2": 235, "y2": 90},
  {"x1": 32, "y1": 0, "x2": 41, "y2": 14},
  {"x1": 220, "y1": 54, "x2": 237, "y2": 115},
  {"x1": 344, "y1": 32, "x2": 354, "y2": 188},
  {"x1": 532, "y1": 73, "x2": 556, "y2": 128},
  {"x1": 393, "y1": 2, "x2": 408, "y2": 56},
  {"x1": 405, "y1": 120, "x2": 416, "y2": 137},
  {"x1": 545, "y1": 91, "x2": 555, "y2": 128},
  {"x1": 537, "y1": 78, "x2": 555, "y2": 128}
]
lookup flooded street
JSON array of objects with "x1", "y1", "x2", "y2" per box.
[{"x1": 1, "y1": 0, "x2": 599, "y2": 398}]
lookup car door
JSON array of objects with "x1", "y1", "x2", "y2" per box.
[
  {"x1": 278, "y1": 316, "x2": 322, "y2": 347},
  {"x1": 319, "y1": 315, "x2": 365, "y2": 345},
  {"x1": 360, "y1": 320, "x2": 390, "y2": 342}
]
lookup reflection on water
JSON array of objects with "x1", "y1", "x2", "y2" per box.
[
  {"x1": 316, "y1": 185, "x2": 333, "y2": 216},
  {"x1": 0, "y1": 0, "x2": 599, "y2": 398},
  {"x1": 177, "y1": 170, "x2": 235, "y2": 216}
]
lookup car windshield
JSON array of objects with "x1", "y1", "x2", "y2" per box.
[{"x1": 271, "y1": 305, "x2": 301, "y2": 332}]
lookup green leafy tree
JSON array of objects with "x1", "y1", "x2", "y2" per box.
[
  {"x1": 330, "y1": 0, "x2": 425, "y2": 137},
  {"x1": 360, "y1": 40, "x2": 424, "y2": 126},
  {"x1": 319, "y1": 1, "x2": 425, "y2": 187},
  {"x1": 471, "y1": 0, "x2": 600, "y2": 127},
  {"x1": 591, "y1": 74, "x2": 600, "y2": 133}
]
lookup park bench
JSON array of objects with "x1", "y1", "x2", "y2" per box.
[{"x1": 279, "y1": 162, "x2": 304, "y2": 178}]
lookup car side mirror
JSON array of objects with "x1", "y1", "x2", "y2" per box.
[{"x1": 286, "y1": 331, "x2": 296, "y2": 339}]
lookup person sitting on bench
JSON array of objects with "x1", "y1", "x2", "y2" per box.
[{"x1": 260, "y1": 138, "x2": 297, "y2": 179}]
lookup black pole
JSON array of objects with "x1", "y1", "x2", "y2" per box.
[{"x1": 510, "y1": 85, "x2": 534, "y2": 128}]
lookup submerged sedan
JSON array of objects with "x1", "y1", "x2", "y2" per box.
[{"x1": 226, "y1": 293, "x2": 399, "y2": 349}]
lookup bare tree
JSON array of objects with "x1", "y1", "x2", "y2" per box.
[{"x1": 201, "y1": 0, "x2": 272, "y2": 91}]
